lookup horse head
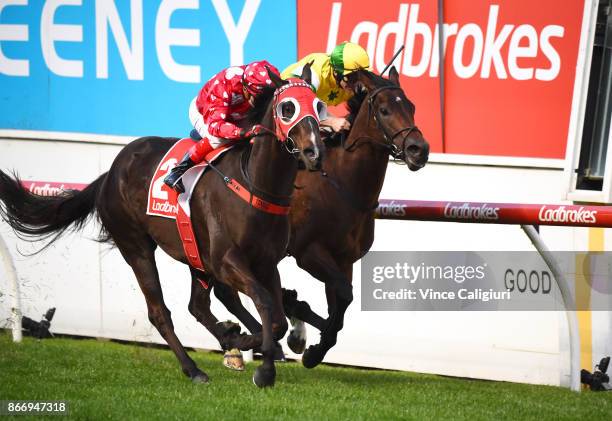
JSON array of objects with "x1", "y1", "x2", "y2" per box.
[
  {"x1": 264, "y1": 63, "x2": 325, "y2": 171},
  {"x1": 345, "y1": 67, "x2": 429, "y2": 171}
]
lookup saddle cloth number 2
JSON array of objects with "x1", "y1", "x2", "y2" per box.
[{"x1": 152, "y1": 158, "x2": 178, "y2": 201}]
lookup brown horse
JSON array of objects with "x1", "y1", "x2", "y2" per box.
[
  {"x1": 189, "y1": 67, "x2": 429, "y2": 367},
  {"x1": 0, "y1": 66, "x2": 324, "y2": 387}
]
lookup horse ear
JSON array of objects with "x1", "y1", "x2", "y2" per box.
[
  {"x1": 353, "y1": 81, "x2": 369, "y2": 95},
  {"x1": 344, "y1": 70, "x2": 375, "y2": 95},
  {"x1": 388, "y1": 66, "x2": 400, "y2": 86},
  {"x1": 266, "y1": 65, "x2": 284, "y2": 88},
  {"x1": 300, "y1": 60, "x2": 314, "y2": 85},
  {"x1": 343, "y1": 71, "x2": 365, "y2": 94}
]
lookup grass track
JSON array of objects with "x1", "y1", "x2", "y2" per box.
[{"x1": 1, "y1": 332, "x2": 611, "y2": 420}]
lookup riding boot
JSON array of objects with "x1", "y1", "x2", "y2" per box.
[{"x1": 164, "y1": 153, "x2": 195, "y2": 193}]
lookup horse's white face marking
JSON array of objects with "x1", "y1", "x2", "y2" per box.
[
  {"x1": 395, "y1": 96, "x2": 402, "y2": 102},
  {"x1": 308, "y1": 118, "x2": 319, "y2": 156}
]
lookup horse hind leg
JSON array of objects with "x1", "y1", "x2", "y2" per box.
[
  {"x1": 119, "y1": 239, "x2": 208, "y2": 383},
  {"x1": 282, "y1": 287, "x2": 328, "y2": 354},
  {"x1": 287, "y1": 317, "x2": 307, "y2": 354}
]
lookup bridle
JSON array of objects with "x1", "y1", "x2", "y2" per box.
[
  {"x1": 365, "y1": 85, "x2": 422, "y2": 161},
  {"x1": 272, "y1": 79, "x2": 323, "y2": 156},
  {"x1": 205, "y1": 80, "x2": 322, "y2": 209},
  {"x1": 320, "y1": 82, "x2": 423, "y2": 212}
]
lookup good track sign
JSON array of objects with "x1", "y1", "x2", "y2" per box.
[{"x1": 297, "y1": 0, "x2": 586, "y2": 159}]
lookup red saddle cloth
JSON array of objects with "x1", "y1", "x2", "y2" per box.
[{"x1": 147, "y1": 138, "x2": 232, "y2": 285}]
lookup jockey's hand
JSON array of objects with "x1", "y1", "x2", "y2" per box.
[
  {"x1": 322, "y1": 116, "x2": 351, "y2": 132},
  {"x1": 241, "y1": 124, "x2": 266, "y2": 139}
]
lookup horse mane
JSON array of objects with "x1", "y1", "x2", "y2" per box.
[
  {"x1": 317, "y1": 70, "x2": 398, "y2": 148},
  {"x1": 244, "y1": 86, "x2": 276, "y2": 126},
  {"x1": 345, "y1": 70, "x2": 396, "y2": 125}
]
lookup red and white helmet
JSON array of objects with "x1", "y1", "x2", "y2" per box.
[{"x1": 242, "y1": 60, "x2": 280, "y2": 96}]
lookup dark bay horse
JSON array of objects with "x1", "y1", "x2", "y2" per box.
[
  {"x1": 0, "y1": 67, "x2": 324, "y2": 387},
  {"x1": 189, "y1": 66, "x2": 429, "y2": 367}
]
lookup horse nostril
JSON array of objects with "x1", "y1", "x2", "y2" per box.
[
  {"x1": 406, "y1": 144, "x2": 421, "y2": 156},
  {"x1": 304, "y1": 147, "x2": 318, "y2": 161}
]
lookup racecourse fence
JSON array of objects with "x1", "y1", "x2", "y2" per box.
[{"x1": 375, "y1": 199, "x2": 612, "y2": 392}]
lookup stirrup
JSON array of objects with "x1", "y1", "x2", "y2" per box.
[
  {"x1": 171, "y1": 179, "x2": 185, "y2": 193},
  {"x1": 164, "y1": 173, "x2": 186, "y2": 193}
]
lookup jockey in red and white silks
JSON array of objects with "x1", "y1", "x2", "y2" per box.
[{"x1": 164, "y1": 60, "x2": 281, "y2": 192}]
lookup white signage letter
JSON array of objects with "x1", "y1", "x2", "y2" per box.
[
  {"x1": 156, "y1": 0, "x2": 200, "y2": 83},
  {"x1": 212, "y1": 0, "x2": 260, "y2": 66},
  {"x1": 480, "y1": 5, "x2": 513, "y2": 79},
  {"x1": 325, "y1": 2, "x2": 342, "y2": 54},
  {"x1": 536, "y1": 25, "x2": 564, "y2": 81},
  {"x1": 41, "y1": 0, "x2": 83, "y2": 77},
  {"x1": 96, "y1": 0, "x2": 143, "y2": 80},
  {"x1": 0, "y1": 0, "x2": 29, "y2": 76},
  {"x1": 403, "y1": 4, "x2": 432, "y2": 77},
  {"x1": 453, "y1": 23, "x2": 483, "y2": 79},
  {"x1": 508, "y1": 25, "x2": 538, "y2": 80},
  {"x1": 375, "y1": 4, "x2": 408, "y2": 73}
]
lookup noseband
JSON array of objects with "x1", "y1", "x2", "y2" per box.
[{"x1": 367, "y1": 85, "x2": 422, "y2": 161}]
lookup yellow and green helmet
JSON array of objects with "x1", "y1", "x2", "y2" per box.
[{"x1": 330, "y1": 42, "x2": 371, "y2": 75}]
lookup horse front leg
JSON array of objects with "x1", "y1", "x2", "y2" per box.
[
  {"x1": 219, "y1": 248, "x2": 287, "y2": 387},
  {"x1": 302, "y1": 271, "x2": 353, "y2": 368},
  {"x1": 214, "y1": 283, "x2": 286, "y2": 361},
  {"x1": 296, "y1": 243, "x2": 354, "y2": 368}
]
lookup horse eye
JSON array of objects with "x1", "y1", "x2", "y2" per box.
[
  {"x1": 281, "y1": 101, "x2": 296, "y2": 121},
  {"x1": 380, "y1": 107, "x2": 390, "y2": 116}
]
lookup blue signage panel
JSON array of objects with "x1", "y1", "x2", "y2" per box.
[{"x1": 0, "y1": 0, "x2": 297, "y2": 137}]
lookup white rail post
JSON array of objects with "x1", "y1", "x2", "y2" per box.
[
  {"x1": 0, "y1": 234, "x2": 21, "y2": 342},
  {"x1": 521, "y1": 225, "x2": 580, "y2": 392}
]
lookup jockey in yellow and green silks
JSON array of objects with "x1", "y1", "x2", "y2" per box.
[{"x1": 282, "y1": 42, "x2": 371, "y2": 133}]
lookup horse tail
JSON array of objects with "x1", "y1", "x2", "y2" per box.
[{"x1": 0, "y1": 170, "x2": 108, "y2": 250}]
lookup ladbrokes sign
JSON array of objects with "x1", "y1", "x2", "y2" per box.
[{"x1": 297, "y1": 0, "x2": 585, "y2": 159}]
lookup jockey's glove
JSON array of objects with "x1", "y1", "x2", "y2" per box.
[{"x1": 240, "y1": 124, "x2": 267, "y2": 139}]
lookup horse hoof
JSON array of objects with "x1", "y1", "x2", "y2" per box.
[
  {"x1": 287, "y1": 330, "x2": 306, "y2": 354},
  {"x1": 252, "y1": 366, "x2": 276, "y2": 388},
  {"x1": 302, "y1": 345, "x2": 324, "y2": 369},
  {"x1": 191, "y1": 371, "x2": 210, "y2": 384},
  {"x1": 223, "y1": 348, "x2": 245, "y2": 371}
]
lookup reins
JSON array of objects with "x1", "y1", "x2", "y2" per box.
[
  {"x1": 239, "y1": 143, "x2": 292, "y2": 205},
  {"x1": 319, "y1": 82, "x2": 420, "y2": 212},
  {"x1": 203, "y1": 143, "x2": 292, "y2": 216},
  {"x1": 201, "y1": 82, "x2": 317, "y2": 215}
]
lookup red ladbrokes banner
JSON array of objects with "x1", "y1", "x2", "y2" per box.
[{"x1": 298, "y1": 0, "x2": 585, "y2": 159}]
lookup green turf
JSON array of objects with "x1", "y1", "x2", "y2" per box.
[{"x1": 0, "y1": 332, "x2": 610, "y2": 420}]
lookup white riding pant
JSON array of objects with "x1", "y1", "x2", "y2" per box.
[{"x1": 188, "y1": 97, "x2": 233, "y2": 149}]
